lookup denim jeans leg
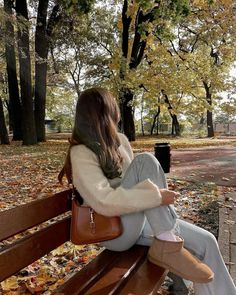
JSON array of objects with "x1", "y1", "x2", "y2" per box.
[
  {"x1": 101, "y1": 152, "x2": 178, "y2": 250},
  {"x1": 122, "y1": 153, "x2": 178, "y2": 237},
  {"x1": 177, "y1": 219, "x2": 236, "y2": 295}
]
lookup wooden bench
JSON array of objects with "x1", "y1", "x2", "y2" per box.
[{"x1": 0, "y1": 190, "x2": 167, "y2": 294}]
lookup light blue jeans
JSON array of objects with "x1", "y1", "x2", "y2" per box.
[{"x1": 101, "y1": 153, "x2": 236, "y2": 295}]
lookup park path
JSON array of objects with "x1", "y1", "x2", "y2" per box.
[
  {"x1": 169, "y1": 145, "x2": 236, "y2": 187},
  {"x1": 168, "y1": 145, "x2": 236, "y2": 284}
]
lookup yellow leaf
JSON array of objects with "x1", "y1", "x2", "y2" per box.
[
  {"x1": 1, "y1": 277, "x2": 18, "y2": 291},
  {"x1": 51, "y1": 245, "x2": 67, "y2": 256}
]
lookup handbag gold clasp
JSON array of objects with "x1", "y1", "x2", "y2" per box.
[{"x1": 89, "y1": 208, "x2": 96, "y2": 234}]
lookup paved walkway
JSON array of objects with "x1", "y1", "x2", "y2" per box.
[
  {"x1": 218, "y1": 191, "x2": 236, "y2": 282},
  {"x1": 169, "y1": 146, "x2": 236, "y2": 187},
  {"x1": 168, "y1": 145, "x2": 236, "y2": 284}
]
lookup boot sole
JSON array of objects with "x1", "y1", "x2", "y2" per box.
[{"x1": 148, "y1": 254, "x2": 214, "y2": 284}]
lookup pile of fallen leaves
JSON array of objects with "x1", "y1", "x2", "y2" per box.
[
  {"x1": 0, "y1": 137, "x2": 235, "y2": 294},
  {"x1": 0, "y1": 140, "x2": 68, "y2": 211},
  {"x1": 1, "y1": 243, "x2": 102, "y2": 294},
  {"x1": 169, "y1": 179, "x2": 221, "y2": 237}
]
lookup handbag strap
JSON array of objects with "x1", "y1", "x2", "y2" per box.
[
  {"x1": 70, "y1": 161, "x2": 84, "y2": 205},
  {"x1": 71, "y1": 184, "x2": 84, "y2": 205}
]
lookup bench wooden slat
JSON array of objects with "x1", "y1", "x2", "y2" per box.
[
  {"x1": 0, "y1": 189, "x2": 72, "y2": 241},
  {"x1": 54, "y1": 246, "x2": 167, "y2": 295},
  {"x1": 119, "y1": 260, "x2": 167, "y2": 295},
  {"x1": 53, "y1": 250, "x2": 121, "y2": 295},
  {"x1": 0, "y1": 217, "x2": 71, "y2": 281},
  {"x1": 54, "y1": 246, "x2": 147, "y2": 295},
  {"x1": 85, "y1": 245, "x2": 147, "y2": 295},
  {"x1": 101, "y1": 246, "x2": 148, "y2": 295}
]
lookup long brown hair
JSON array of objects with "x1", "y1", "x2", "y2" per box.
[{"x1": 58, "y1": 87, "x2": 122, "y2": 184}]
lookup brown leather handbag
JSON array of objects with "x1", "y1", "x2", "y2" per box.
[{"x1": 70, "y1": 188, "x2": 123, "y2": 245}]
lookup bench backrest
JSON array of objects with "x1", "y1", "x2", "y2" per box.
[{"x1": 0, "y1": 189, "x2": 72, "y2": 282}]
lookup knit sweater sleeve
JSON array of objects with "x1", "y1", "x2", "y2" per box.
[{"x1": 71, "y1": 145, "x2": 162, "y2": 217}]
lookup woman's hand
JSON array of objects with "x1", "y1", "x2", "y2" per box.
[{"x1": 160, "y1": 188, "x2": 180, "y2": 205}]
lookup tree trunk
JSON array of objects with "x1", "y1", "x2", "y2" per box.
[
  {"x1": 156, "y1": 117, "x2": 159, "y2": 135},
  {"x1": 0, "y1": 97, "x2": 10, "y2": 144},
  {"x1": 206, "y1": 109, "x2": 214, "y2": 137},
  {"x1": 119, "y1": 88, "x2": 135, "y2": 141},
  {"x1": 119, "y1": 1, "x2": 153, "y2": 141},
  {"x1": 140, "y1": 94, "x2": 145, "y2": 136},
  {"x1": 203, "y1": 81, "x2": 214, "y2": 137},
  {"x1": 172, "y1": 114, "x2": 180, "y2": 136},
  {"x1": 34, "y1": 0, "x2": 49, "y2": 142},
  {"x1": 16, "y1": 0, "x2": 37, "y2": 145},
  {"x1": 150, "y1": 104, "x2": 160, "y2": 135},
  {"x1": 4, "y1": 0, "x2": 22, "y2": 141},
  {"x1": 34, "y1": 2, "x2": 60, "y2": 142},
  {"x1": 162, "y1": 90, "x2": 180, "y2": 136},
  {"x1": 150, "y1": 114, "x2": 157, "y2": 135}
]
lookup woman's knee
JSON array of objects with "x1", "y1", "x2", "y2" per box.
[
  {"x1": 135, "y1": 152, "x2": 157, "y2": 162},
  {"x1": 101, "y1": 238, "x2": 137, "y2": 252},
  {"x1": 134, "y1": 152, "x2": 166, "y2": 188},
  {"x1": 135, "y1": 152, "x2": 162, "y2": 170}
]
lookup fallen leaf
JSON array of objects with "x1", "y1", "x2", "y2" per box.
[
  {"x1": 0, "y1": 277, "x2": 18, "y2": 291},
  {"x1": 222, "y1": 177, "x2": 230, "y2": 181}
]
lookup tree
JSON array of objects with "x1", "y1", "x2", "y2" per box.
[
  {"x1": 34, "y1": 1, "x2": 62, "y2": 142},
  {"x1": 34, "y1": 0, "x2": 50, "y2": 142},
  {"x1": 4, "y1": 0, "x2": 22, "y2": 140},
  {"x1": 150, "y1": 101, "x2": 160, "y2": 135},
  {"x1": 166, "y1": 0, "x2": 236, "y2": 137},
  {"x1": 16, "y1": 0, "x2": 37, "y2": 145},
  {"x1": 34, "y1": 0, "x2": 93, "y2": 142},
  {"x1": 116, "y1": 0, "x2": 189, "y2": 141},
  {"x1": 46, "y1": 2, "x2": 116, "y2": 115},
  {"x1": 34, "y1": 0, "x2": 96, "y2": 140},
  {"x1": 161, "y1": 90, "x2": 181, "y2": 136},
  {"x1": 2, "y1": 0, "x2": 96, "y2": 145},
  {"x1": 0, "y1": 72, "x2": 9, "y2": 144},
  {"x1": 0, "y1": 97, "x2": 9, "y2": 144},
  {"x1": 0, "y1": 35, "x2": 9, "y2": 144},
  {"x1": 202, "y1": 80, "x2": 214, "y2": 137}
]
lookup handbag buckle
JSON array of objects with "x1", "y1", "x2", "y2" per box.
[{"x1": 89, "y1": 208, "x2": 96, "y2": 234}]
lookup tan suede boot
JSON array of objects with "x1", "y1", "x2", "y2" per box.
[{"x1": 148, "y1": 237, "x2": 214, "y2": 283}]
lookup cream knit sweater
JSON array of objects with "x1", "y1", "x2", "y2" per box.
[{"x1": 71, "y1": 133, "x2": 162, "y2": 217}]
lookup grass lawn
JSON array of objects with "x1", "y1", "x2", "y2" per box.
[{"x1": 131, "y1": 135, "x2": 236, "y2": 152}]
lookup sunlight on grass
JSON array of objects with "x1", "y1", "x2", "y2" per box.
[{"x1": 131, "y1": 136, "x2": 236, "y2": 152}]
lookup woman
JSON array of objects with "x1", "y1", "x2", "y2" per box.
[{"x1": 59, "y1": 88, "x2": 236, "y2": 295}]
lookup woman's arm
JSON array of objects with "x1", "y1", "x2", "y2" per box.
[{"x1": 71, "y1": 145, "x2": 162, "y2": 217}]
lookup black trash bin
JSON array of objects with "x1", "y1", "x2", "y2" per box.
[{"x1": 154, "y1": 143, "x2": 171, "y2": 173}]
